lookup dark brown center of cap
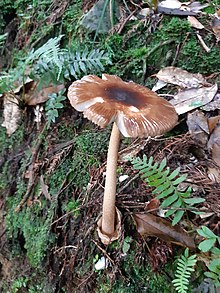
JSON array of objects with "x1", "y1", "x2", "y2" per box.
[{"x1": 104, "y1": 86, "x2": 143, "y2": 107}]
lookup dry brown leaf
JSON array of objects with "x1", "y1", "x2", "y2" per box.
[
  {"x1": 207, "y1": 166, "x2": 220, "y2": 183},
  {"x1": 156, "y1": 67, "x2": 206, "y2": 88},
  {"x1": 188, "y1": 16, "x2": 204, "y2": 29},
  {"x1": 184, "y1": 1, "x2": 209, "y2": 13},
  {"x1": 208, "y1": 121, "x2": 220, "y2": 168},
  {"x1": 212, "y1": 17, "x2": 220, "y2": 41},
  {"x1": 40, "y1": 175, "x2": 51, "y2": 201},
  {"x1": 13, "y1": 77, "x2": 34, "y2": 94},
  {"x1": 187, "y1": 110, "x2": 209, "y2": 146},
  {"x1": 119, "y1": 139, "x2": 148, "y2": 162},
  {"x1": 145, "y1": 198, "x2": 160, "y2": 213},
  {"x1": 26, "y1": 84, "x2": 65, "y2": 106},
  {"x1": 170, "y1": 84, "x2": 218, "y2": 114},
  {"x1": 201, "y1": 93, "x2": 220, "y2": 111},
  {"x1": 133, "y1": 213, "x2": 195, "y2": 249},
  {"x1": 158, "y1": 1, "x2": 209, "y2": 16},
  {"x1": 1, "y1": 93, "x2": 20, "y2": 136},
  {"x1": 208, "y1": 116, "x2": 220, "y2": 133}
]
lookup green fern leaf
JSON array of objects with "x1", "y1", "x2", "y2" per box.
[
  {"x1": 172, "y1": 248, "x2": 197, "y2": 293},
  {"x1": 32, "y1": 45, "x2": 111, "y2": 85},
  {"x1": 131, "y1": 155, "x2": 204, "y2": 225}
]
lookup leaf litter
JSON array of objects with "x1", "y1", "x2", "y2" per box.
[{"x1": 1, "y1": 1, "x2": 220, "y2": 291}]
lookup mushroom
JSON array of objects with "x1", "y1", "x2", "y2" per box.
[{"x1": 67, "y1": 74, "x2": 178, "y2": 244}]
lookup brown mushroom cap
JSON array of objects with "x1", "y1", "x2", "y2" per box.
[{"x1": 68, "y1": 74, "x2": 178, "y2": 137}]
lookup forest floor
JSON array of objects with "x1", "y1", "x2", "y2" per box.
[{"x1": 0, "y1": 0, "x2": 220, "y2": 292}]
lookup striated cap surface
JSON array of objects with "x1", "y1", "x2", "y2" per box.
[{"x1": 67, "y1": 74, "x2": 178, "y2": 137}]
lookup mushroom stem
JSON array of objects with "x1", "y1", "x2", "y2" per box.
[{"x1": 101, "y1": 122, "x2": 121, "y2": 237}]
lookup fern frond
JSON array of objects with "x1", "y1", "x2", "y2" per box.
[
  {"x1": 26, "y1": 35, "x2": 65, "y2": 65},
  {"x1": 132, "y1": 155, "x2": 205, "y2": 225},
  {"x1": 172, "y1": 249, "x2": 197, "y2": 293},
  {"x1": 32, "y1": 46, "x2": 111, "y2": 84}
]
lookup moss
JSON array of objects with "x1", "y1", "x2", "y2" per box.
[
  {"x1": 0, "y1": 123, "x2": 26, "y2": 193},
  {"x1": 178, "y1": 37, "x2": 220, "y2": 74},
  {"x1": 96, "y1": 250, "x2": 174, "y2": 293},
  {"x1": 103, "y1": 15, "x2": 220, "y2": 84},
  {"x1": 0, "y1": 122, "x2": 25, "y2": 154},
  {"x1": 62, "y1": 1, "x2": 83, "y2": 34},
  {"x1": 5, "y1": 152, "x2": 56, "y2": 267}
]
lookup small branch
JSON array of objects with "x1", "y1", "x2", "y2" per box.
[
  {"x1": 196, "y1": 33, "x2": 211, "y2": 53},
  {"x1": 92, "y1": 239, "x2": 115, "y2": 265}
]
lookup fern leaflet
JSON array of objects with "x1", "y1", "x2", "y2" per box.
[
  {"x1": 32, "y1": 47, "x2": 111, "y2": 84},
  {"x1": 132, "y1": 155, "x2": 204, "y2": 225},
  {"x1": 172, "y1": 248, "x2": 197, "y2": 293}
]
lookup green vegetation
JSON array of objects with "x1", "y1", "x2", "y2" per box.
[
  {"x1": 96, "y1": 248, "x2": 175, "y2": 292},
  {"x1": 197, "y1": 227, "x2": 220, "y2": 286},
  {"x1": 132, "y1": 155, "x2": 205, "y2": 225},
  {"x1": 172, "y1": 248, "x2": 197, "y2": 293},
  {"x1": 45, "y1": 89, "x2": 66, "y2": 125},
  {"x1": 1, "y1": 0, "x2": 220, "y2": 291}
]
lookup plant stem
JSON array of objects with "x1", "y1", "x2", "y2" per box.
[{"x1": 101, "y1": 122, "x2": 121, "y2": 236}]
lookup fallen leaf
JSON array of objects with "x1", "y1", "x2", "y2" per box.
[
  {"x1": 159, "y1": 0, "x2": 182, "y2": 9},
  {"x1": 208, "y1": 116, "x2": 220, "y2": 133},
  {"x1": 187, "y1": 110, "x2": 209, "y2": 146},
  {"x1": 138, "y1": 8, "x2": 151, "y2": 18},
  {"x1": 152, "y1": 79, "x2": 167, "y2": 92},
  {"x1": 145, "y1": 198, "x2": 160, "y2": 213},
  {"x1": 81, "y1": 0, "x2": 120, "y2": 33},
  {"x1": 156, "y1": 67, "x2": 207, "y2": 88},
  {"x1": 170, "y1": 84, "x2": 218, "y2": 114},
  {"x1": 157, "y1": 1, "x2": 208, "y2": 16},
  {"x1": 13, "y1": 77, "x2": 34, "y2": 94},
  {"x1": 185, "y1": 1, "x2": 209, "y2": 13},
  {"x1": 208, "y1": 120, "x2": 220, "y2": 168},
  {"x1": 133, "y1": 213, "x2": 195, "y2": 249},
  {"x1": 212, "y1": 17, "x2": 220, "y2": 41},
  {"x1": 119, "y1": 139, "x2": 148, "y2": 162},
  {"x1": 207, "y1": 166, "x2": 220, "y2": 183},
  {"x1": 1, "y1": 93, "x2": 20, "y2": 136},
  {"x1": 26, "y1": 84, "x2": 65, "y2": 106},
  {"x1": 188, "y1": 16, "x2": 204, "y2": 29},
  {"x1": 40, "y1": 175, "x2": 51, "y2": 201},
  {"x1": 201, "y1": 93, "x2": 220, "y2": 111}
]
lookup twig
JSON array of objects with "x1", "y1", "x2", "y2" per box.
[
  {"x1": 92, "y1": 239, "x2": 115, "y2": 265},
  {"x1": 196, "y1": 33, "x2": 211, "y2": 53},
  {"x1": 118, "y1": 9, "x2": 137, "y2": 34},
  {"x1": 118, "y1": 173, "x2": 139, "y2": 193},
  {"x1": 50, "y1": 208, "x2": 81, "y2": 226}
]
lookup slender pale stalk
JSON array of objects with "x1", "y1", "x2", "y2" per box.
[{"x1": 101, "y1": 122, "x2": 121, "y2": 236}]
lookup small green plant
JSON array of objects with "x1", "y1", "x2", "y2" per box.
[
  {"x1": 197, "y1": 226, "x2": 220, "y2": 253},
  {"x1": 0, "y1": 35, "x2": 111, "y2": 94},
  {"x1": 132, "y1": 155, "x2": 205, "y2": 225},
  {"x1": 122, "y1": 236, "x2": 132, "y2": 254},
  {"x1": 197, "y1": 226, "x2": 220, "y2": 286},
  {"x1": 0, "y1": 35, "x2": 64, "y2": 93},
  {"x1": 172, "y1": 248, "x2": 197, "y2": 293},
  {"x1": 11, "y1": 276, "x2": 27, "y2": 292},
  {"x1": 205, "y1": 254, "x2": 220, "y2": 287},
  {"x1": 45, "y1": 89, "x2": 66, "y2": 125},
  {"x1": 63, "y1": 199, "x2": 81, "y2": 217},
  {"x1": 32, "y1": 46, "x2": 111, "y2": 87}
]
